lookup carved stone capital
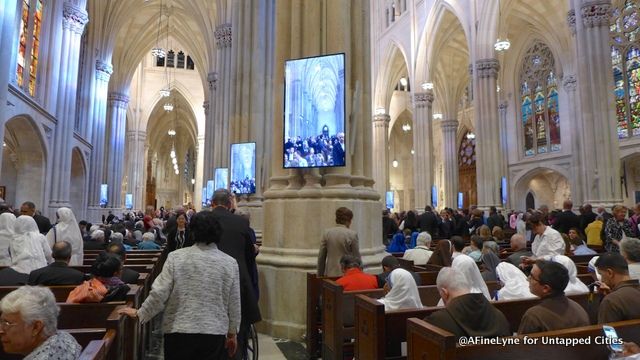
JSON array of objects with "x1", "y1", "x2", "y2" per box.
[
  {"x1": 414, "y1": 91, "x2": 434, "y2": 108},
  {"x1": 581, "y1": 2, "x2": 611, "y2": 28},
  {"x1": 372, "y1": 114, "x2": 391, "y2": 128},
  {"x1": 203, "y1": 101, "x2": 210, "y2": 115},
  {"x1": 107, "y1": 92, "x2": 130, "y2": 109},
  {"x1": 207, "y1": 72, "x2": 218, "y2": 91},
  {"x1": 567, "y1": 9, "x2": 576, "y2": 35},
  {"x1": 499, "y1": 101, "x2": 508, "y2": 111},
  {"x1": 475, "y1": 59, "x2": 500, "y2": 79},
  {"x1": 562, "y1": 74, "x2": 577, "y2": 91},
  {"x1": 95, "y1": 60, "x2": 113, "y2": 81},
  {"x1": 63, "y1": 2, "x2": 88, "y2": 34},
  {"x1": 440, "y1": 119, "x2": 459, "y2": 132},
  {"x1": 214, "y1": 23, "x2": 232, "y2": 48}
]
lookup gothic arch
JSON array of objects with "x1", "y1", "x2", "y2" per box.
[
  {"x1": 374, "y1": 42, "x2": 411, "y2": 112},
  {"x1": 70, "y1": 147, "x2": 87, "y2": 219},
  {"x1": 513, "y1": 166, "x2": 572, "y2": 211},
  {"x1": 1, "y1": 115, "x2": 48, "y2": 207}
]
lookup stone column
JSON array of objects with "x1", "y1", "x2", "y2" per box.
[
  {"x1": 86, "y1": 60, "x2": 112, "y2": 221},
  {"x1": 48, "y1": 2, "x2": 88, "y2": 217},
  {"x1": 0, "y1": 0, "x2": 18, "y2": 180},
  {"x1": 194, "y1": 135, "x2": 205, "y2": 209},
  {"x1": 439, "y1": 119, "x2": 459, "y2": 208},
  {"x1": 498, "y1": 101, "x2": 509, "y2": 207},
  {"x1": 563, "y1": 74, "x2": 583, "y2": 205},
  {"x1": 260, "y1": 0, "x2": 383, "y2": 339},
  {"x1": 413, "y1": 91, "x2": 434, "y2": 210},
  {"x1": 573, "y1": 0, "x2": 621, "y2": 205},
  {"x1": 126, "y1": 130, "x2": 146, "y2": 210},
  {"x1": 213, "y1": 23, "x2": 233, "y2": 168},
  {"x1": 105, "y1": 92, "x2": 129, "y2": 209},
  {"x1": 472, "y1": 58, "x2": 502, "y2": 209},
  {"x1": 203, "y1": 86, "x2": 215, "y2": 182},
  {"x1": 372, "y1": 114, "x2": 390, "y2": 199}
]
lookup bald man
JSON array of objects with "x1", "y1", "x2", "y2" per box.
[
  {"x1": 28, "y1": 241, "x2": 85, "y2": 286},
  {"x1": 506, "y1": 233, "x2": 532, "y2": 268}
]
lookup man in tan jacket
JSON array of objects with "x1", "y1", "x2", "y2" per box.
[{"x1": 317, "y1": 207, "x2": 361, "y2": 277}]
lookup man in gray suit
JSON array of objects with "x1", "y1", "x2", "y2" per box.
[{"x1": 317, "y1": 207, "x2": 361, "y2": 277}]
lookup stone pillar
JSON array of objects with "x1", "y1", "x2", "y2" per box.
[
  {"x1": 439, "y1": 119, "x2": 459, "y2": 208},
  {"x1": 213, "y1": 23, "x2": 233, "y2": 168},
  {"x1": 413, "y1": 91, "x2": 434, "y2": 210},
  {"x1": 194, "y1": 135, "x2": 205, "y2": 209},
  {"x1": 573, "y1": 0, "x2": 621, "y2": 205},
  {"x1": 0, "y1": 0, "x2": 18, "y2": 180},
  {"x1": 48, "y1": 2, "x2": 88, "y2": 216},
  {"x1": 260, "y1": 0, "x2": 383, "y2": 339},
  {"x1": 498, "y1": 101, "x2": 509, "y2": 207},
  {"x1": 472, "y1": 58, "x2": 502, "y2": 209},
  {"x1": 86, "y1": 60, "x2": 112, "y2": 221},
  {"x1": 563, "y1": 74, "x2": 583, "y2": 205},
  {"x1": 105, "y1": 92, "x2": 129, "y2": 209},
  {"x1": 126, "y1": 130, "x2": 146, "y2": 210},
  {"x1": 372, "y1": 114, "x2": 390, "y2": 199},
  {"x1": 203, "y1": 89, "x2": 215, "y2": 182}
]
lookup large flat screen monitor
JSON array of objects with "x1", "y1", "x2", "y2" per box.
[
  {"x1": 201, "y1": 187, "x2": 208, "y2": 207},
  {"x1": 283, "y1": 53, "x2": 346, "y2": 169},
  {"x1": 385, "y1": 191, "x2": 394, "y2": 210},
  {"x1": 99, "y1": 184, "x2": 108, "y2": 207},
  {"x1": 215, "y1": 168, "x2": 229, "y2": 190},
  {"x1": 125, "y1": 194, "x2": 133, "y2": 210},
  {"x1": 431, "y1": 186, "x2": 438, "y2": 209},
  {"x1": 230, "y1": 142, "x2": 256, "y2": 194},
  {"x1": 206, "y1": 180, "x2": 214, "y2": 205}
]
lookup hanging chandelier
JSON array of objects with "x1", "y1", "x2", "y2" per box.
[
  {"x1": 164, "y1": 103, "x2": 174, "y2": 111},
  {"x1": 494, "y1": 38, "x2": 511, "y2": 52},
  {"x1": 151, "y1": 0, "x2": 166, "y2": 58},
  {"x1": 159, "y1": 88, "x2": 171, "y2": 97}
]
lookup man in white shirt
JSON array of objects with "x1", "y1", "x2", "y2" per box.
[
  {"x1": 522, "y1": 212, "x2": 566, "y2": 267},
  {"x1": 402, "y1": 232, "x2": 433, "y2": 265}
]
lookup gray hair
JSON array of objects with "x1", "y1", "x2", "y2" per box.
[
  {"x1": 482, "y1": 241, "x2": 499, "y2": 255},
  {"x1": 110, "y1": 232, "x2": 123, "y2": 243},
  {"x1": 436, "y1": 267, "x2": 470, "y2": 292},
  {"x1": 416, "y1": 232, "x2": 432, "y2": 247},
  {"x1": 142, "y1": 232, "x2": 156, "y2": 242},
  {"x1": 90, "y1": 230, "x2": 105, "y2": 241},
  {"x1": 510, "y1": 233, "x2": 526, "y2": 250},
  {"x1": 0, "y1": 286, "x2": 59, "y2": 337},
  {"x1": 620, "y1": 237, "x2": 640, "y2": 262},
  {"x1": 89, "y1": 225, "x2": 101, "y2": 233}
]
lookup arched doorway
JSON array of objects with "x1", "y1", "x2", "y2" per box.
[
  {"x1": 514, "y1": 167, "x2": 571, "y2": 211},
  {"x1": 388, "y1": 110, "x2": 414, "y2": 210},
  {"x1": 458, "y1": 132, "x2": 477, "y2": 208},
  {"x1": 1, "y1": 116, "x2": 47, "y2": 208},
  {"x1": 70, "y1": 148, "x2": 87, "y2": 219}
]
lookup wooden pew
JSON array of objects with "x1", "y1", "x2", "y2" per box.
[
  {"x1": 0, "y1": 284, "x2": 142, "y2": 306},
  {"x1": 354, "y1": 292, "x2": 595, "y2": 360},
  {"x1": 79, "y1": 329, "x2": 117, "y2": 360},
  {"x1": 305, "y1": 273, "x2": 339, "y2": 359},
  {"x1": 407, "y1": 317, "x2": 640, "y2": 360},
  {"x1": 321, "y1": 279, "x2": 500, "y2": 360}
]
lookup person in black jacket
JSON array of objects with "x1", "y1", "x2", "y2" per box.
[
  {"x1": 19, "y1": 201, "x2": 51, "y2": 235},
  {"x1": 210, "y1": 189, "x2": 261, "y2": 359},
  {"x1": 28, "y1": 241, "x2": 85, "y2": 286},
  {"x1": 382, "y1": 209, "x2": 399, "y2": 245},
  {"x1": 107, "y1": 243, "x2": 140, "y2": 285},
  {"x1": 553, "y1": 200, "x2": 580, "y2": 235},
  {"x1": 418, "y1": 206, "x2": 439, "y2": 237},
  {"x1": 167, "y1": 212, "x2": 193, "y2": 252}
]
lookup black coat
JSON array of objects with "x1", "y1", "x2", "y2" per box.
[
  {"x1": 167, "y1": 228, "x2": 194, "y2": 253},
  {"x1": 418, "y1": 211, "x2": 439, "y2": 237},
  {"x1": 33, "y1": 214, "x2": 52, "y2": 235},
  {"x1": 28, "y1": 262, "x2": 86, "y2": 286},
  {"x1": 0, "y1": 268, "x2": 28, "y2": 286},
  {"x1": 211, "y1": 207, "x2": 261, "y2": 325},
  {"x1": 553, "y1": 210, "x2": 580, "y2": 235},
  {"x1": 120, "y1": 267, "x2": 140, "y2": 285}
]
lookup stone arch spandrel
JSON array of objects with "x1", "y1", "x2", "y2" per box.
[{"x1": 513, "y1": 165, "x2": 572, "y2": 211}]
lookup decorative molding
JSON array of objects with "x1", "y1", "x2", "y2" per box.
[
  {"x1": 372, "y1": 114, "x2": 390, "y2": 128},
  {"x1": 95, "y1": 60, "x2": 113, "y2": 82},
  {"x1": 42, "y1": 125, "x2": 53, "y2": 148},
  {"x1": 581, "y1": 2, "x2": 611, "y2": 28},
  {"x1": 475, "y1": 59, "x2": 500, "y2": 79},
  {"x1": 468, "y1": 63, "x2": 474, "y2": 75},
  {"x1": 207, "y1": 72, "x2": 218, "y2": 91},
  {"x1": 414, "y1": 92, "x2": 434, "y2": 108},
  {"x1": 440, "y1": 119, "x2": 459, "y2": 132},
  {"x1": 499, "y1": 101, "x2": 508, "y2": 111},
  {"x1": 567, "y1": 9, "x2": 576, "y2": 35},
  {"x1": 107, "y1": 92, "x2": 130, "y2": 108},
  {"x1": 562, "y1": 74, "x2": 577, "y2": 91},
  {"x1": 214, "y1": 23, "x2": 232, "y2": 48},
  {"x1": 203, "y1": 100, "x2": 210, "y2": 116},
  {"x1": 63, "y1": 2, "x2": 88, "y2": 34}
]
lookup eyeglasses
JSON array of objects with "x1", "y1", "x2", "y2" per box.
[{"x1": 0, "y1": 319, "x2": 18, "y2": 330}]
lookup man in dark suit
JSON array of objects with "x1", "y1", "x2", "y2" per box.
[
  {"x1": 578, "y1": 203, "x2": 597, "y2": 234},
  {"x1": 487, "y1": 206, "x2": 505, "y2": 230},
  {"x1": 552, "y1": 200, "x2": 579, "y2": 235},
  {"x1": 382, "y1": 209, "x2": 398, "y2": 246},
  {"x1": 418, "y1": 206, "x2": 439, "y2": 237},
  {"x1": 20, "y1": 201, "x2": 51, "y2": 235},
  {"x1": 210, "y1": 189, "x2": 261, "y2": 359},
  {"x1": 107, "y1": 243, "x2": 140, "y2": 284},
  {"x1": 28, "y1": 241, "x2": 85, "y2": 286},
  {"x1": 332, "y1": 132, "x2": 346, "y2": 166}
]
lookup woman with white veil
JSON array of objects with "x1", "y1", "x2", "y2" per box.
[
  {"x1": 11, "y1": 216, "x2": 49, "y2": 272},
  {"x1": 378, "y1": 268, "x2": 423, "y2": 311},
  {"x1": 0, "y1": 212, "x2": 16, "y2": 266},
  {"x1": 495, "y1": 262, "x2": 536, "y2": 300},
  {"x1": 551, "y1": 255, "x2": 589, "y2": 294},
  {"x1": 452, "y1": 254, "x2": 491, "y2": 300},
  {"x1": 46, "y1": 207, "x2": 83, "y2": 265}
]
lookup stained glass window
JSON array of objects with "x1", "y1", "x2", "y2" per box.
[
  {"x1": 15, "y1": 0, "x2": 44, "y2": 97},
  {"x1": 611, "y1": 0, "x2": 640, "y2": 138},
  {"x1": 166, "y1": 50, "x2": 175, "y2": 67},
  {"x1": 177, "y1": 51, "x2": 185, "y2": 68},
  {"x1": 519, "y1": 41, "x2": 560, "y2": 156}
]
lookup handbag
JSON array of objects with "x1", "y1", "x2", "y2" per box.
[{"x1": 66, "y1": 278, "x2": 107, "y2": 303}]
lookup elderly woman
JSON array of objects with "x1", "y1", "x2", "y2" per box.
[
  {"x1": 46, "y1": 207, "x2": 83, "y2": 265},
  {"x1": 620, "y1": 237, "x2": 640, "y2": 280},
  {"x1": 120, "y1": 211, "x2": 241, "y2": 359},
  {"x1": 0, "y1": 286, "x2": 81, "y2": 359},
  {"x1": 604, "y1": 205, "x2": 635, "y2": 253}
]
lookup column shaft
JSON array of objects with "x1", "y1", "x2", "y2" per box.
[
  {"x1": 105, "y1": 92, "x2": 129, "y2": 209},
  {"x1": 372, "y1": 114, "x2": 390, "y2": 199},
  {"x1": 413, "y1": 91, "x2": 434, "y2": 210},
  {"x1": 440, "y1": 119, "x2": 459, "y2": 208}
]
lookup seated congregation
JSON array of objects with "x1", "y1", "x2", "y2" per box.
[{"x1": 311, "y1": 203, "x2": 640, "y2": 359}]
